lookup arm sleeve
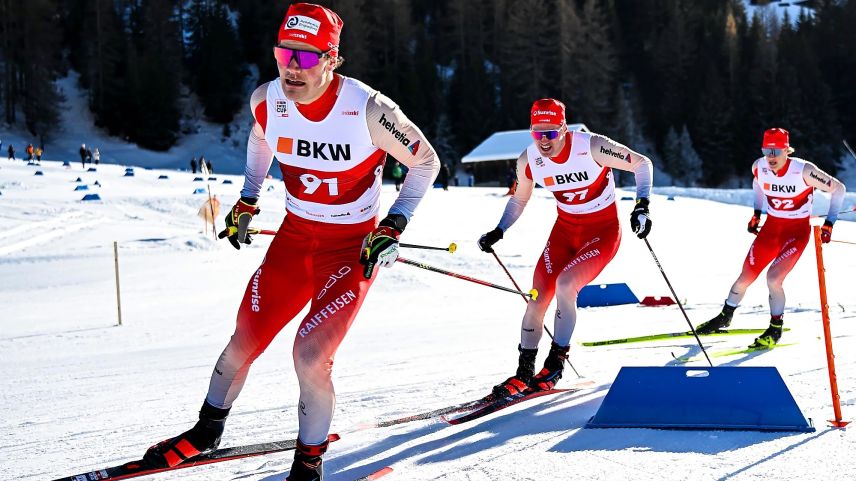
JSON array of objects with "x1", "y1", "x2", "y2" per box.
[
  {"x1": 752, "y1": 159, "x2": 764, "y2": 212},
  {"x1": 589, "y1": 134, "x2": 653, "y2": 199},
  {"x1": 366, "y1": 91, "x2": 440, "y2": 222},
  {"x1": 802, "y1": 162, "x2": 846, "y2": 223},
  {"x1": 240, "y1": 83, "x2": 275, "y2": 199},
  {"x1": 497, "y1": 151, "x2": 534, "y2": 232}
]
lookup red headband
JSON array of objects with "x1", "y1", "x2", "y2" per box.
[
  {"x1": 278, "y1": 3, "x2": 343, "y2": 56},
  {"x1": 530, "y1": 98, "x2": 566, "y2": 126}
]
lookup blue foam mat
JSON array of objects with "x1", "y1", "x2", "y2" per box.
[{"x1": 587, "y1": 366, "x2": 814, "y2": 432}]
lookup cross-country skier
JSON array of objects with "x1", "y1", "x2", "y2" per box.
[
  {"x1": 478, "y1": 98, "x2": 653, "y2": 398},
  {"x1": 142, "y1": 4, "x2": 440, "y2": 480},
  {"x1": 696, "y1": 128, "x2": 846, "y2": 347}
]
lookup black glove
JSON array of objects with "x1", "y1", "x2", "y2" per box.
[
  {"x1": 478, "y1": 227, "x2": 504, "y2": 253},
  {"x1": 747, "y1": 209, "x2": 762, "y2": 235},
  {"x1": 630, "y1": 198, "x2": 652, "y2": 239},
  {"x1": 218, "y1": 197, "x2": 259, "y2": 249},
  {"x1": 360, "y1": 214, "x2": 407, "y2": 278}
]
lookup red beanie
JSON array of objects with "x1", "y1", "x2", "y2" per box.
[
  {"x1": 278, "y1": 3, "x2": 343, "y2": 56},
  {"x1": 762, "y1": 128, "x2": 790, "y2": 149},
  {"x1": 530, "y1": 98, "x2": 566, "y2": 126}
]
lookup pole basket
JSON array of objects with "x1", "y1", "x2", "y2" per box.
[{"x1": 812, "y1": 225, "x2": 850, "y2": 428}]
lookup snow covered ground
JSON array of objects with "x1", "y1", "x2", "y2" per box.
[{"x1": 1, "y1": 157, "x2": 855, "y2": 481}]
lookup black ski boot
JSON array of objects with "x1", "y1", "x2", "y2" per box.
[
  {"x1": 530, "y1": 342, "x2": 569, "y2": 391},
  {"x1": 696, "y1": 302, "x2": 737, "y2": 334},
  {"x1": 286, "y1": 438, "x2": 330, "y2": 481},
  {"x1": 491, "y1": 344, "x2": 538, "y2": 399},
  {"x1": 750, "y1": 316, "x2": 783, "y2": 348},
  {"x1": 143, "y1": 401, "x2": 230, "y2": 468}
]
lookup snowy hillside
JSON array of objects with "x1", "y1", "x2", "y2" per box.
[{"x1": 1, "y1": 157, "x2": 855, "y2": 481}]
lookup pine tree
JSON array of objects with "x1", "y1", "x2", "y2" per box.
[
  {"x1": 125, "y1": 0, "x2": 182, "y2": 150},
  {"x1": 187, "y1": 0, "x2": 245, "y2": 123}
]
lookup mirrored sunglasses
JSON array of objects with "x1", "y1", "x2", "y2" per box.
[
  {"x1": 761, "y1": 148, "x2": 783, "y2": 157},
  {"x1": 531, "y1": 130, "x2": 561, "y2": 141},
  {"x1": 274, "y1": 46, "x2": 328, "y2": 69}
]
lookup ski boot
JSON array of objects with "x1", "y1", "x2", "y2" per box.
[
  {"x1": 749, "y1": 316, "x2": 783, "y2": 348},
  {"x1": 143, "y1": 401, "x2": 230, "y2": 468},
  {"x1": 696, "y1": 302, "x2": 737, "y2": 334},
  {"x1": 491, "y1": 344, "x2": 538, "y2": 399},
  {"x1": 530, "y1": 342, "x2": 569, "y2": 391},
  {"x1": 286, "y1": 438, "x2": 330, "y2": 481}
]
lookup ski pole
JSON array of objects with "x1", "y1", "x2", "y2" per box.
[
  {"x1": 400, "y1": 242, "x2": 457, "y2": 253},
  {"x1": 491, "y1": 252, "x2": 582, "y2": 379},
  {"x1": 200, "y1": 162, "x2": 217, "y2": 240},
  {"x1": 252, "y1": 229, "x2": 458, "y2": 254},
  {"x1": 831, "y1": 239, "x2": 856, "y2": 246},
  {"x1": 815, "y1": 206, "x2": 856, "y2": 218},
  {"x1": 396, "y1": 257, "x2": 539, "y2": 300},
  {"x1": 249, "y1": 228, "x2": 279, "y2": 236},
  {"x1": 643, "y1": 238, "x2": 713, "y2": 367},
  {"x1": 844, "y1": 139, "x2": 856, "y2": 160}
]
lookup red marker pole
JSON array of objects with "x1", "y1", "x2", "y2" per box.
[{"x1": 813, "y1": 225, "x2": 849, "y2": 428}]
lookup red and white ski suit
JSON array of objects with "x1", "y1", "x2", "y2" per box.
[
  {"x1": 205, "y1": 74, "x2": 439, "y2": 445},
  {"x1": 494, "y1": 131, "x2": 653, "y2": 349},
  {"x1": 725, "y1": 157, "x2": 845, "y2": 315}
]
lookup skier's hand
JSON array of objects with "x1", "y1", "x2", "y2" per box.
[
  {"x1": 747, "y1": 210, "x2": 762, "y2": 235},
  {"x1": 821, "y1": 220, "x2": 833, "y2": 243},
  {"x1": 477, "y1": 227, "x2": 504, "y2": 253},
  {"x1": 218, "y1": 197, "x2": 259, "y2": 249},
  {"x1": 630, "y1": 198, "x2": 652, "y2": 239},
  {"x1": 360, "y1": 215, "x2": 406, "y2": 278}
]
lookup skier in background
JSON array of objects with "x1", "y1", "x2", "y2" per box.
[
  {"x1": 142, "y1": 4, "x2": 440, "y2": 480},
  {"x1": 478, "y1": 98, "x2": 653, "y2": 399},
  {"x1": 696, "y1": 128, "x2": 846, "y2": 347}
]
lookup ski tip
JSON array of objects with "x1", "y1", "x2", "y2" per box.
[
  {"x1": 366, "y1": 466, "x2": 394, "y2": 480},
  {"x1": 328, "y1": 433, "x2": 342, "y2": 442}
]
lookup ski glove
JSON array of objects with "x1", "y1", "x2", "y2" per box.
[
  {"x1": 747, "y1": 210, "x2": 762, "y2": 235},
  {"x1": 821, "y1": 220, "x2": 833, "y2": 244},
  {"x1": 478, "y1": 227, "x2": 504, "y2": 253},
  {"x1": 218, "y1": 197, "x2": 260, "y2": 250},
  {"x1": 630, "y1": 198, "x2": 652, "y2": 239},
  {"x1": 360, "y1": 214, "x2": 406, "y2": 278}
]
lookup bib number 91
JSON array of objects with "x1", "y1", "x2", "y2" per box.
[{"x1": 300, "y1": 174, "x2": 339, "y2": 196}]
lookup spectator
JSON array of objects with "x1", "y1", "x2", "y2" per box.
[
  {"x1": 391, "y1": 161, "x2": 404, "y2": 191},
  {"x1": 7, "y1": 144, "x2": 14, "y2": 161},
  {"x1": 79, "y1": 144, "x2": 87, "y2": 168},
  {"x1": 465, "y1": 164, "x2": 475, "y2": 187},
  {"x1": 85, "y1": 147, "x2": 93, "y2": 165},
  {"x1": 206, "y1": 158, "x2": 213, "y2": 174},
  {"x1": 438, "y1": 163, "x2": 451, "y2": 191},
  {"x1": 26, "y1": 143, "x2": 34, "y2": 162},
  {"x1": 93, "y1": 148, "x2": 100, "y2": 165},
  {"x1": 190, "y1": 156, "x2": 197, "y2": 174},
  {"x1": 35, "y1": 147, "x2": 43, "y2": 162}
]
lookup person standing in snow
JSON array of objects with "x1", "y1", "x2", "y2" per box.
[
  {"x1": 142, "y1": 4, "x2": 440, "y2": 480},
  {"x1": 7, "y1": 144, "x2": 14, "y2": 161},
  {"x1": 190, "y1": 156, "x2": 197, "y2": 173},
  {"x1": 391, "y1": 160, "x2": 404, "y2": 191},
  {"x1": 79, "y1": 144, "x2": 87, "y2": 167},
  {"x1": 696, "y1": 128, "x2": 846, "y2": 347},
  {"x1": 93, "y1": 148, "x2": 100, "y2": 165},
  {"x1": 26, "y1": 143, "x2": 34, "y2": 162},
  {"x1": 478, "y1": 98, "x2": 653, "y2": 398}
]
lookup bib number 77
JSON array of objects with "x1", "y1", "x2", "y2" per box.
[{"x1": 561, "y1": 188, "x2": 589, "y2": 204}]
